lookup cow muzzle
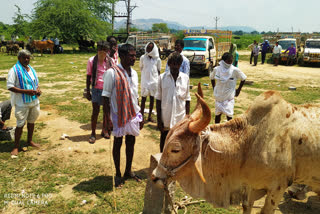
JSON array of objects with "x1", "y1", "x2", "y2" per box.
[{"x1": 151, "y1": 166, "x2": 168, "y2": 189}]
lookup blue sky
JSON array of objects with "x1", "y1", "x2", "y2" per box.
[{"x1": 1, "y1": 0, "x2": 319, "y2": 32}]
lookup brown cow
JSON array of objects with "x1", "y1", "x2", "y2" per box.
[
  {"x1": 152, "y1": 85, "x2": 320, "y2": 214},
  {"x1": 31, "y1": 40, "x2": 54, "y2": 55},
  {"x1": 6, "y1": 44, "x2": 19, "y2": 55},
  {"x1": 14, "y1": 41, "x2": 25, "y2": 49}
]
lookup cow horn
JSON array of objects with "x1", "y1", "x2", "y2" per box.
[
  {"x1": 189, "y1": 93, "x2": 211, "y2": 133},
  {"x1": 197, "y1": 82, "x2": 204, "y2": 98},
  {"x1": 190, "y1": 83, "x2": 204, "y2": 121}
]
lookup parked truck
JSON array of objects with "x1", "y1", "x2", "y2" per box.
[
  {"x1": 182, "y1": 29, "x2": 232, "y2": 74},
  {"x1": 124, "y1": 32, "x2": 174, "y2": 58},
  {"x1": 263, "y1": 32, "x2": 302, "y2": 64},
  {"x1": 299, "y1": 37, "x2": 320, "y2": 65}
]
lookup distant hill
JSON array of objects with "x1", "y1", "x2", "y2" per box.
[
  {"x1": 189, "y1": 26, "x2": 257, "y2": 32},
  {"x1": 115, "y1": 18, "x2": 187, "y2": 31},
  {"x1": 115, "y1": 19, "x2": 257, "y2": 33}
]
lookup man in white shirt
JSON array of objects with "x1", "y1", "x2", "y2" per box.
[
  {"x1": 140, "y1": 42, "x2": 161, "y2": 123},
  {"x1": 253, "y1": 43, "x2": 260, "y2": 66},
  {"x1": 7, "y1": 50, "x2": 42, "y2": 156},
  {"x1": 102, "y1": 44, "x2": 143, "y2": 187},
  {"x1": 210, "y1": 52, "x2": 246, "y2": 124},
  {"x1": 156, "y1": 51, "x2": 191, "y2": 152},
  {"x1": 272, "y1": 42, "x2": 282, "y2": 66},
  {"x1": 165, "y1": 40, "x2": 190, "y2": 75}
]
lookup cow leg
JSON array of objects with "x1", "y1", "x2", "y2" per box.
[
  {"x1": 243, "y1": 189, "x2": 267, "y2": 214},
  {"x1": 260, "y1": 186, "x2": 285, "y2": 214}
]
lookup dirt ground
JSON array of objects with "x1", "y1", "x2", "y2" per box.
[{"x1": 4, "y1": 52, "x2": 320, "y2": 213}]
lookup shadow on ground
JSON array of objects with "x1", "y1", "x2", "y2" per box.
[
  {"x1": 278, "y1": 193, "x2": 320, "y2": 214},
  {"x1": 0, "y1": 140, "x2": 30, "y2": 154},
  {"x1": 73, "y1": 168, "x2": 149, "y2": 194}
]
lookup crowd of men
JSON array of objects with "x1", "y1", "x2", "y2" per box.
[
  {"x1": 5, "y1": 36, "x2": 247, "y2": 188},
  {"x1": 248, "y1": 40, "x2": 297, "y2": 66}
]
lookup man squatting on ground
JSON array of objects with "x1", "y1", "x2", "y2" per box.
[
  {"x1": 102, "y1": 44, "x2": 143, "y2": 187},
  {"x1": 7, "y1": 50, "x2": 42, "y2": 156},
  {"x1": 156, "y1": 51, "x2": 191, "y2": 152},
  {"x1": 210, "y1": 52, "x2": 246, "y2": 124},
  {"x1": 86, "y1": 41, "x2": 113, "y2": 143},
  {"x1": 165, "y1": 39, "x2": 190, "y2": 76},
  {"x1": 284, "y1": 43, "x2": 296, "y2": 66},
  {"x1": 140, "y1": 42, "x2": 161, "y2": 123}
]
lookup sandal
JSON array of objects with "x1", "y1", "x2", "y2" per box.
[
  {"x1": 123, "y1": 172, "x2": 142, "y2": 182},
  {"x1": 88, "y1": 136, "x2": 96, "y2": 144},
  {"x1": 101, "y1": 131, "x2": 111, "y2": 139},
  {"x1": 114, "y1": 176, "x2": 124, "y2": 188}
]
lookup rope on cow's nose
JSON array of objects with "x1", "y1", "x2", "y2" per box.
[{"x1": 109, "y1": 134, "x2": 117, "y2": 211}]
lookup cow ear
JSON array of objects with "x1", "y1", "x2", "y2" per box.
[{"x1": 195, "y1": 151, "x2": 206, "y2": 184}]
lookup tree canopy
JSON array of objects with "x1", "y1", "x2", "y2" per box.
[
  {"x1": 30, "y1": 0, "x2": 111, "y2": 42},
  {"x1": 12, "y1": 5, "x2": 31, "y2": 38},
  {"x1": 152, "y1": 23, "x2": 169, "y2": 33},
  {"x1": 84, "y1": 0, "x2": 116, "y2": 22}
]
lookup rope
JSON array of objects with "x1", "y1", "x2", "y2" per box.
[
  {"x1": 109, "y1": 134, "x2": 117, "y2": 211},
  {"x1": 164, "y1": 185, "x2": 205, "y2": 214}
]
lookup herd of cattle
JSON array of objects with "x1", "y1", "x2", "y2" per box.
[
  {"x1": 0, "y1": 40, "x2": 53, "y2": 56},
  {"x1": 0, "y1": 40, "x2": 24, "y2": 55},
  {"x1": 0, "y1": 38, "x2": 95, "y2": 56}
]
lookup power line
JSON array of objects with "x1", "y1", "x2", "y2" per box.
[{"x1": 112, "y1": 0, "x2": 138, "y2": 36}]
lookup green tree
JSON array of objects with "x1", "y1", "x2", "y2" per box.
[
  {"x1": 84, "y1": 0, "x2": 117, "y2": 22},
  {"x1": 174, "y1": 30, "x2": 185, "y2": 40},
  {"x1": 152, "y1": 23, "x2": 169, "y2": 33},
  {"x1": 233, "y1": 30, "x2": 244, "y2": 36},
  {"x1": 31, "y1": 0, "x2": 111, "y2": 42},
  {"x1": 250, "y1": 30, "x2": 259, "y2": 35},
  {"x1": 12, "y1": 5, "x2": 30, "y2": 39}
]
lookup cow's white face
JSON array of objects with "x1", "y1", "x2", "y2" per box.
[
  {"x1": 152, "y1": 118, "x2": 198, "y2": 187},
  {"x1": 151, "y1": 92, "x2": 211, "y2": 188}
]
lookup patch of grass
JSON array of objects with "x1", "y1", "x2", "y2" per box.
[
  {"x1": 281, "y1": 87, "x2": 320, "y2": 104},
  {"x1": 93, "y1": 148, "x2": 106, "y2": 154},
  {"x1": 232, "y1": 34, "x2": 262, "y2": 50},
  {"x1": 144, "y1": 123, "x2": 160, "y2": 142},
  {"x1": 175, "y1": 185, "x2": 240, "y2": 214}
]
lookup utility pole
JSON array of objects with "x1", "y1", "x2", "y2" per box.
[
  {"x1": 214, "y1": 17, "x2": 220, "y2": 30},
  {"x1": 112, "y1": 0, "x2": 137, "y2": 37},
  {"x1": 111, "y1": 2, "x2": 115, "y2": 33}
]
